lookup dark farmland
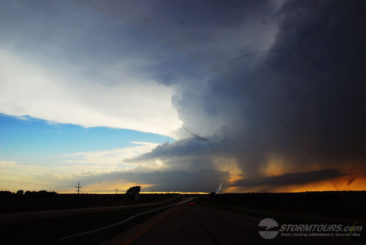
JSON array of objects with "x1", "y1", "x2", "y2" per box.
[
  {"x1": 0, "y1": 192, "x2": 365, "y2": 245},
  {"x1": 200, "y1": 191, "x2": 366, "y2": 222},
  {"x1": 0, "y1": 193, "x2": 181, "y2": 244},
  {"x1": 0, "y1": 191, "x2": 177, "y2": 213}
]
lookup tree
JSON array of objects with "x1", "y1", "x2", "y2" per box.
[{"x1": 16, "y1": 190, "x2": 24, "y2": 196}]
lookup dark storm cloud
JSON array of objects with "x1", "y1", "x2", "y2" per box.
[
  {"x1": 127, "y1": 0, "x2": 366, "y2": 190},
  {"x1": 231, "y1": 169, "x2": 345, "y2": 188},
  {"x1": 128, "y1": 138, "x2": 213, "y2": 161},
  {"x1": 242, "y1": 0, "x2": 366, "y2": 164},
  {"x1": 27, "y1": 0, "x2": 363, "y2": 191},
  {"x1": 6, "y1": 0, "x2": 365, "y2": 192},
  {"x1": 80, "y1": 0, "x2": 281, "y2": 83}
]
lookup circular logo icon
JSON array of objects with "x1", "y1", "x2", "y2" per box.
[{"x1": 258, "y1": 218, "x2": 279, "y2": 239}]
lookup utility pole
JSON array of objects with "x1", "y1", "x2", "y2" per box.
[
  {"x1": 74, "y1": 181, "x2": 82, "y2": 195},
  {"x1": 115, "y1": 188, "x2": 118, "y2": 195}
]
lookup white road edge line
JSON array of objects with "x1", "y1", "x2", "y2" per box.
[{"x1": 57, "y1": 197, "x2": 195, "y2": 242}]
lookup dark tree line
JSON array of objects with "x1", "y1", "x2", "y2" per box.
[{"x1": 0, "y1": 190, "x2": 58, "y2": 198}]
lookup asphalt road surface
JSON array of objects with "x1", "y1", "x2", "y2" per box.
[{"x1": 100, "y1": 202, "x2": 365, "y2": 245}]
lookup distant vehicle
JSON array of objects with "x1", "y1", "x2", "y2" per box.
[{"x1": 188, "y1": 201, "x2": 196, "y2": 205}]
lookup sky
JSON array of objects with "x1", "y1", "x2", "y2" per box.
[{"x1": 0, "y1": 0, "x2": 365, "y2": 193}]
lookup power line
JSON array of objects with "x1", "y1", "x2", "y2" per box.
[{"x1": 74, "y1": 181, "x2": 82, "y2": 195}]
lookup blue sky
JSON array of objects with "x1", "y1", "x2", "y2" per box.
[
  {"x1": 0, "y1": 112, "x2": 174, "y2": 192},
  {"x1": 0, "y1": 113, "x2": 173, "y2": 164}
]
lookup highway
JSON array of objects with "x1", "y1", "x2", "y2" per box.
[
  {"x1": 101, "y1": 202, "x2": 256, "y2": 245},
  {"x1": 1, "y1": 197, "x2": 364, "y2": 244},
  {"x1": 99, "y1": 202, "x2": 364, "y2": 245}
]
